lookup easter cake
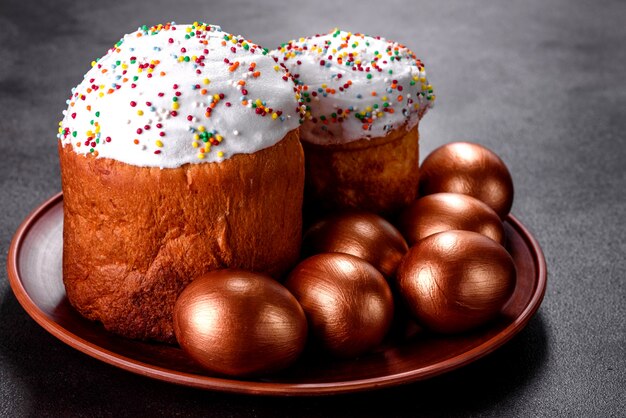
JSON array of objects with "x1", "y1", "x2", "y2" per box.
[
  {"x1": 273, "y1": 29, "x2": 435, "y2": 214},
  {"x1": 57, "y1": 23, "x2": 304, "y2": 342}
]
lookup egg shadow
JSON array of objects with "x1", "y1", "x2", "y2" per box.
[{"x1": 1, "y1": 282, "x2": 549, "y2": 416}]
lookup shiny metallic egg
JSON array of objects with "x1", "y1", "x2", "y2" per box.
[
  {"x1": 397, "y1": 192, "x2": 505, "y2": 246},
  {"x1": 302, "y1": 212, "x2": 408, "y2": 278},
  {"x1": 419, "y1": 142, "x2": 514, "y2": 219},
  {"x1": 173, "y1": 270, "x2": 307, "y2": 376},
  {"x1": 285, "y1": 253, "x2": 394, "y2": 358},
  {"x1": 396, "y1": 230, "x2": 516, "y2": 333}
]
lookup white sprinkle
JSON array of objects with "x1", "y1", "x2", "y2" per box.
[{"x1": 233, "y1": 130, "x2": 239, "y2": 135}]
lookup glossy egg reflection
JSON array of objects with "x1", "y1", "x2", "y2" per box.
[
  {"x1": 419, "y1": 142, "x2": 514, "y2": 218},
  {"x1": 173, "y1": 270, "x2": 307, "y2": 377},
  {"x1": 398, "y1": 193, "x2": 505, "y2": 245},
  {"x1": 396, "y1": 230, "x2": 516, "y2": 333},
  {"x1": 302, "y1": 212, "x2": 408, "y2": 278},
  {"x1": 285, "y1": 253, "x2": 394, "y2": 358}
]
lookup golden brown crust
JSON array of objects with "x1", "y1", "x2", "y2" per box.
[
  {"x1": 59, "y1": 131, "x2": 304, "y2": 343},
  {"x1": 303, "y1": 125, "x2": 419, "y2": 216}
]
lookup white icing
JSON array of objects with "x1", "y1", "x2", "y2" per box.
[
  {"x1": 58, "y1": 23, "x2": 302, "y2": 168},
  {"x1": 272, "y1": 29, "x2": 434, "y2": 145}
]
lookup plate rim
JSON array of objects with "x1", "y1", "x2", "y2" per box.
[{"x1": 6, "y1": 192, "x2": 547, "y2": 396}]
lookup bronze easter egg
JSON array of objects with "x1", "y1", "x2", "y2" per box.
[
  {"x1": 397, "y1": 192, "x2": 504, "y2": 245},
  {"x1": 396, "y1": 230, "x2": 516, "y2": 334},
  {"x1": 285, "y1": 253, "x2": 394, "y2": 358},
  {"x1": 419, "y1": 142, "x2": 514, "y2": 218},
  {"x1": 302, "y1": 212, "x2": 408, "y2": 278},
  {"x1": 173, "y1": 270, "x2": 307, "y2": 377}
]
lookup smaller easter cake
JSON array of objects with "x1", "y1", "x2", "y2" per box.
[{"x1": 273, "y1": 29, "x2": 434, "y2": 214}]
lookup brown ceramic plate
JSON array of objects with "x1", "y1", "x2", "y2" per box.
[{"x1": 7, "y1": 193, "x2": 546, "y2": 396}]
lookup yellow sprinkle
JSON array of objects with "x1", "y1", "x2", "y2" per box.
[
  {"x1": 197, "y1": 153, "x2": 205, "y2": 159},
  {"x1": 215, "y1": 134, "x2": 223, "y2": 142},
  {"x1": 155, "y1": 140, "x2": 163, "y2": 147},
  {"x1": 193, "y1": 134, "x2": 200, "y2": 140},
  {"x1": 192, "y1": 141, "x2": 199, "y2": 148},
  {"x1": 137, "y1": 110, "x2": 144, "y2": 116},
  {"x1": 217, "y1": 151, "x2": 224, "y2": 157},
  {"x1": 99, "y1": 92, "x2": 104, "y2": 98},
  {"x1": 171, "y1": 102, "x2": 179, "y2": 110},
  {"x1": 198, "y1": 125, "x2": 206, "y2": 132},
  {"x1": 273, "y1": 65, "x2": 280, "y2": 71},
  {"x1": 321, "y1": 83, "x2": 327, "y2": 88},
  {"x1": 178, "y1": 56, "x2": 184, "y2": 62},
  {"x1": 91, "y1": 61, "x2": 97, "y2": 67},
  {"x1": 272, "y1": 112, "x2": 278, "y2": 120},
  {"x1": 203, "y1": 78, "x2": 210, "y2": 85},
  {"x1": 382, "y1": 96, "x2": 388, "y2": 101},
  {"x1": 213, "y1": 94, "x2": 220, "y2": 101}
]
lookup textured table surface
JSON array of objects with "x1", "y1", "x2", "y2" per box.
[{"x1": 1, "y1": 0, "x2": 625, "y2": 416}]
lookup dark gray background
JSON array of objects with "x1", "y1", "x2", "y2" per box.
[{"x1": 1, "y1": 0, "x2": 625, "y2": 416}]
